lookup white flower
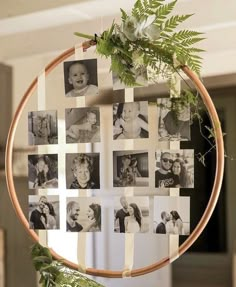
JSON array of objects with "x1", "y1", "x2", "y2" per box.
[
  {"x1": 122, "y1": 16, "x2": 138, "y2": 41},
  {"x1": 143, "y1": 24, "x2": 160, "y2": 41}
]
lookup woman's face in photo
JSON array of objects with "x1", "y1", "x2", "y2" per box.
[
  {"x1": 87, "y1": 207, "x2": 94, "y2": 220},
  {"x1": 74, "y1": 163, "x2": 91, "y2": 187},
  {"x1": 128, "y1": 205, "x2": 134, "y2": 216},
  {"x1": 172, "y1": 161, "x2": 181, "y2": 175},
  {"x1": 43, "y1": 205, "x2": 49, "y2": 214}
]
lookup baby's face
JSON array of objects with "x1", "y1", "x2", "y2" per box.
[
  {"x1": 87, "y1": 112, "x2": 97, "y2": 125},
  {"x1": 74, "y1": 163, "x2": 91, "y2": 186},
  {"x1": 122, "y1": 103, "x2": 139, "y2": 122},
  {"x1": 68, "y1": 64, "x2": 89, "y2": 90}
]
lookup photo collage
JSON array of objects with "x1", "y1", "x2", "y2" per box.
[{"x1": 27, "y1": 58, "x2": 193, "y2": 236}]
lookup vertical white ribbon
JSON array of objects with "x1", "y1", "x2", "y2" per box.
[
  {"x1": 122, "y1": 88, "x2": 134, "y2": 278},
  {"x1": 37, "y1": 70, "x2": 48, "y2": 247},
  {"x1": 169, "y1": 75, "x2": 181, "y2": 262}
]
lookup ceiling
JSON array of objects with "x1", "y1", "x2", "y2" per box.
[{"x1": 0, "y1": 0, "x2": 236, "y2": 65}]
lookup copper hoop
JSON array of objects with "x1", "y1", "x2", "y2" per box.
[{"x1": 5, "y1": 44, "x2": 224, "y2": 278}]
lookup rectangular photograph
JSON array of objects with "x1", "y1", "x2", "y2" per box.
[
  {"x1": 28, "y1": 110, "x2": 58, "y2": 145},
  {"x1": 66, "y1": 153, "x2": 100, "y2": 189},
  {"x1": 153, "y1": 196, "x2": 190, "y2": 236},
  {"x1": 155, "y1": 149, "x2": 194, "y2": 188},
  {"x1": 113, "y1": 150, "x2": 149, "y2": 187},
  {"x1": 114, "y1": 196, "x2": 149, "y2": 233},
  {"x1": 63, "y1": 59, "x2": 98, "y2": 97},
  {"x1": 113, "y1": 101, "x2": 149, "y2": 140},
  {"x1": 66, "y1": 197, "x2": 101, "y2": 232},
  {"x1": 28, "y1": 154, "x2": 58, "y2": 189},
  {"x1": 29, "y1": 195, "x2": 60, "y2": 230},
  {"x1": 65, "y1": 107, "x2": 100, "y2": 143},
  {"x1": 157, "y1": 98, "x2": 191, "y2": 141}
]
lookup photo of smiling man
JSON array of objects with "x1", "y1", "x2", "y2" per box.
[{"x1": 66, "y1": 201, "x2": 83, "y2": 232}]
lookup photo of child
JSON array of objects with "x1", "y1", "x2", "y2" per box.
[
  {"x1": 113, "y1": 101, "x2": 149, "y2": 139},
  {"x1": 66, "y1": 153, "x2": 100, "y2": 189},
  {"x1": 28, "y1": 154, "x2": 58, "y2": 189},
  {"x1": 64, "y1": 59, "x2": 98, "y2": 97},
  {"x1": 157, "y1": 98, "x2": 191, "y2": 141},
  {"x1": 113, "y1": 150, "x2": 149, "y2": 187},
  {"x1": 65, "y1": 107, "x2": 100, "y2": 143},
  {"x1": 28, "y1": 110, "x2": 58, "y2": 145}
]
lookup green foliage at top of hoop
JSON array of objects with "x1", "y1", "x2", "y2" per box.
[{"x1": 75, "y1": 0, "x2": 205, "y2": 86}]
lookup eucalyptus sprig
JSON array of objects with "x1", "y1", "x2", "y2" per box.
[
  {"x1": 75, "y1": 0, "x2": 205, "y2": 86},
  {"x1": 31, "y1": 243, "x2": 104, "y2": 287}
]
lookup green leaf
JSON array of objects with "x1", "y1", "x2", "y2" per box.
[
  {"x1": 120, "y1": 8, "x2": 128, "y2": 22},
  {"x1": 161, "y1": 14, "x2": 193, "y2": 34},
  {"x1": 154, "y1": 0, "x2": 177, "y2": 26},
  {"x1": 181, "y1": 37, "x2": 206, "y2": 46},
  {"x1": 171, "y1": 30, "x2": 204, "y2": 41}
]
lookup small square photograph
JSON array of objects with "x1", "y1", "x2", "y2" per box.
[
  {"x1": 155, "y1": 149, "x2": 194, "y2": 188},
  {"x1": 157, "y1": 98, "x2": 191, "y2": 141},
  {"x1": 65, "y1": 107, "x2": 100, "y2": 143},
  {"x1": 63, "y1": 59, "x2": 98, "y2": 97},
  {"x1": 114, "y1": 196, "x2": 149, "y2": 233},
  {"x1": 28, "y1": 154, "x2": 58, "y2": 189},
  {"x1": 66, "y1": 197, "x2": 101, "y2": 232},
  {"x1": 113, "y1": 101, "x2": 149, "y2": 140},
  {"x1": 29, "y1": 195, "x2": 60, "y2": 230},
  {"x1": 153, "y1": 196, "x2": 190, "y2": 235},
  {"x1": 66, "y1": 153, "x2": 100, "y2": 189},
  {"x1": 112, "y1": 66, "x2": 148, "y2": 91},
  {"x1": 28, "y1": 110, "x2": 58, "y2": 145},
  {"x1": 113, "y1": 150, "x2": 149, "y2": 187}
]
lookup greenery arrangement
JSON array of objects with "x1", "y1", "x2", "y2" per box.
[
  {"x1": 32, "y1": 243, "x2": 104, "y2": 287},
  {"x1": 75, "y1": 0, "x2": 205, "y2": 86}
]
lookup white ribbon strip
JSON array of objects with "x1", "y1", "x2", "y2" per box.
[
  {"x1": 123, "y1": 233, "x2": 134, "y2": 277},
  {"x1": 37, "y1": 70, "x2": 46, "y2": 110},
  {"x1": 77, "y1": 233, "x2": 87, "y2": 273},
  {"x1": 37, "y1": 71, "x2": 48, "y2": 247},
  {"x1": 170, "y1": 73, "x2": 181, "y2": 98},
  {"x1": 122, "y1": 88, "x2": 135, "y2": 277},
  {"x1": 75, "y1": 44, "x2": 84, "y2": 61},
  {"x1": 169, "y1": 234, "x2": 179, "y2": 263}
]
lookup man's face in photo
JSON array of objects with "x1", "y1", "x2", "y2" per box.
[
  {"x1": 161, "y1": 153, "x2": 173, "y2": 171},
  {"x1": 39, "y1": 197, "x2": 47, "y2": 211},
  {"x1": 69, "y1": 203, "x2": 80, "y2": 221}
]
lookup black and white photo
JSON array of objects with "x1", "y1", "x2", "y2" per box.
[
  {"x1": 66, "y1": 153, "x2": 100, "y2": 189},
  {"x1": 155, "y1": 149, "x2": 194, "y2": 188},
  {"x1": 66, "y1": 197, "x2": 101, "y2": 232},
  {"x1": 113, "y1": 101, "x2": 149, "y2": 139},
  {"x1": 113, "y1": 150, "x2": 149, "y2": 187},
  {"x1": 29, "y1": 195, "x2": 60, "y2": 230},
  {"x1": 28, "y1": 110, "x2": 58, "y2": 145},
  {"x1": 112, "y1": 66, "x2": 148, "y2": 91},
  {"x1": 65, "y1": 107, "x2": 100, "y2": 143},
  {"x1": 63, "y1": 59, "x2": 98, "y2": 97},
  {"x1": 28, "y1": 154, "x2": 58, "y2": 189},
  {"x1": 157, "y1": 98, "x2": 191, "y2": 141},
  {"x1": 114, "y1": 196, "x2": 149, "y2": 233},
  {"x1": 153, "y1": 196, "x2": 190, "y2": 235}
]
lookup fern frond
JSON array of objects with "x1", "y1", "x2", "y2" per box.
[
  {"x1": 161, "y1": 14, "x2": 193, "y2": 33},
  {"x1": 154, "y1": 0, "x2": 177, "y2": 26},
  {"x1": 120, "y1": 8, "x2": 128, "y2": 22},
  {"x1": 181, "y1": 37, "x2": 206, "y2": 46},
  {"x1": 171, "y1": 30, "x2": 204, "y2": 41}
]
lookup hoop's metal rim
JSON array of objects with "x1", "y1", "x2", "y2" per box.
[{"x1": 5, "y1": 46, "x2": 225, "y2": 278}]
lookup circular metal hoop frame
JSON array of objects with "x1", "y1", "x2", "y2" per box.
[{"x1": 5, "y1": 45, "x2": 225, "y2": 278}]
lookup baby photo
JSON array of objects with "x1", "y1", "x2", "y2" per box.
[
  {"x1": 113, "y1": 150, "x2": 149, "y2": 187},
  {"x1": 66, "y1": 153, "x2": 100, "y2": 189},
  {"x1": 153, "y1": 196, "x2": 190, "y2": 236},
  {"x1": 155, "y1": 149, "x2": 194, "y2": 188},
  {"x1": 113, "y1": 101, "x2": 149, "y2": 140},
  {"x1": 157, "y1": 98, "x2": 191, "y2": 141},
  {"x1": 28, "y1": 110, "x2": 58, "y2": 145},
  {"x1": 65, "y1": 107, "x2": 100, "y2": 143},
  {"x1": 29, "y1": 195, "x2": 60, "y2": 230},
  {"x1": 28, "y1": 154, "x2": 58, "y2": 189},
  {"x1": 114, "y1": 196, "x2": 149, "y2": 233},
  {"x1": 112, "y1": 66, "x2": 148, "y2": 91},
  {"x1": 63, "y1": 59, "x2": 98, "y2": 97},
  {"x1": 66, "y1": 197, "x2": 101, "y2": 232}
]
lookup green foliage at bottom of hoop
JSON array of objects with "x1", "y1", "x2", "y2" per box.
[{"x1": 31, "y1": 243, "x2": 104, "y2": 287}]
